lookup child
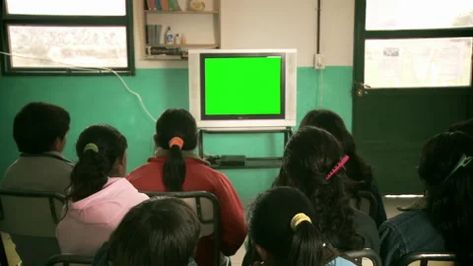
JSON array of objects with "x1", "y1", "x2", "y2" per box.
[
  {"x1": 127, "y1": 108, "x2": 246, "y2": 266},
  {"x1": 248, "y1": 186, "x2": 356, "y2": 266},
  {"x1": 300, "y1": 109, "x2": 386, "y2": 227},
  {"x1": 380, "y1": 131, "x2": 473, "y2": 266},
  {"x1": 93, "y1": 197, "x2": 201, "y2": 266},
  {"x1": 273, "y1": 126, "x2": 379, "y2": 252},
  {"x1": 2, "y1": 102, "x2": 72, "y2": 265},
  {"x1": 56, "y1": 124, "x2": 148, "y2": 256}
]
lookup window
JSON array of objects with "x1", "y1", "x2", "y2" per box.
[
  {"x1": 1, "y1": 0, "x2": 134, "y2": 74},
  {"x1": 357, "y1": 0, "x2": 473, "y2": 89}
]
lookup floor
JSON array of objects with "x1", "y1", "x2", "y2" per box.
[{"x1": 2, "y1": 196, "x2": 421, "y2": 266}]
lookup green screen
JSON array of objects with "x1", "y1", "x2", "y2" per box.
[{"x1": 203, "y1": 56, "x2": 283, "y2": 116}]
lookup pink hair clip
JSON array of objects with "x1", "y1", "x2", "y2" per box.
[{"x1": 325, "y1": 155, "x2": 350, "y2": 181}]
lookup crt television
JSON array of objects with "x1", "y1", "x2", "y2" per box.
[{"x1": 188, "y1": 49, "x2": 297, "y2": 130}]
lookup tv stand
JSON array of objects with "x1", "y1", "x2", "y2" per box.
[{"x1": 198, "y1": 127, "x2": 293, "y2": 169}]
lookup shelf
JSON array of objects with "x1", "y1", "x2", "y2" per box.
[
  {"x1": 143, "y1": 0, "x2": 220, "y2": 61},
  {"x1": 157, "y1": 44, "x2": 218, "y2": 49},
  {"x1": 145, "y1": 10, "x2": 219, "y2": 14},
  {"x1": 144, "y1": 54, "x2": 184, "y2": 60},
  {"x1": 208, "y1": 157, "x2": 283, "y2": 169}
]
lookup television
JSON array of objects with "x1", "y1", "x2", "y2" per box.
[{"x1": 188, "y1": 49, "x2": 297, "y2": 130}]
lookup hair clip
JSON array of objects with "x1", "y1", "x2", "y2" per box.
[
  {"x1": 83, "y1": 143, "x2": 99, "y2": 153},
  {"x1": 168, "y1": 136, "x2": 184, "y2": 150},
  {"x1": 325, "y1": 155, "x2": 350, "y2": 181},
  {"x1": 446, "y1": 154, "x2": 472, "y2": 179}
]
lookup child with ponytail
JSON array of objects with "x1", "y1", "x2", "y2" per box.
[
  {"x1": 249, "y1": 186, "x2": 356, "y2": 266},
  {"x1": 127, "y1": 108, "x2": 246, "y2": 266},
  {"x1": 56, "y1": 125, "x2": 148, "y2": 256}
]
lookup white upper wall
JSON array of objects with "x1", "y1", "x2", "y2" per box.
[{"x1": 134, "y1": 0, "x2": 354, "y2": 68}]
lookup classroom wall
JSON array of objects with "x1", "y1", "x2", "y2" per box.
[{"x1": 0, "y1": 0, "x2": 355, "y2": 204}]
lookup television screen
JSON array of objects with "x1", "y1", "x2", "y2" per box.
[
  {"x1": 188, "y1": 49, "x2": 297, "y2": 130},
  {"x1": 201, "y1": 54, "x2": 285, "y2": 119}
]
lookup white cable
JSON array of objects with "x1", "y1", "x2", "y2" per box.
[{"x1": 0, "y1": 51, "x2": 157, "y2": 122}]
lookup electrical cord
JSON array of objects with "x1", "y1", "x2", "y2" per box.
[{"x1": 0, "y1": 50, "x2": 157, "y2": 122}]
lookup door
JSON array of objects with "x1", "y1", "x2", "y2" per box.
[{"x1": 353, "y1": 0, "x2": 473, "y2": 194}]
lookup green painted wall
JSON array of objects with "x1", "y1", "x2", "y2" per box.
[{"x1": 0, "y1": 66, "x2": 353, "y2": 204}]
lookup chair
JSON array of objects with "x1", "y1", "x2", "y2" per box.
[
  {"x1": 350, "y1": 191, "x2": 378, "y2": 219},
  {"x1": 44, "y1": 254, "x2": 94, "y2": 266},
  {"x1": 0, "y1": 189, "x2": 66, "y2": 265},
  {"x1": 345, "y1": 248, "x2": 382, "y2": 266},
  {"x1": 399, "y1": 253, "x2": 458, "y2": 266},
  {"x1": 145, "y1": 191, "x2": 223, "y2": 266}
]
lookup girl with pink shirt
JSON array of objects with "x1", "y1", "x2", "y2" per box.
[{"x1": 56, "y1": 124, "x2": 148, "y2": 256}]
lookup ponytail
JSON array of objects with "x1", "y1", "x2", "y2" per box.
[
  {"x1": 163, "y1": 137, "x2": 186, "y2": 191},
  {"x1": 286, "y1": 213, "x2": 324, "y2": 266},
  {"x1": 288, "y1": 221, "x2": 324, "y2": 266},
  {"x1": 68, "y1": 144, "x2": 109, "y2": 202},
  {"x1": 67, "y1": 125, "x2": 127, "y2": 203}
]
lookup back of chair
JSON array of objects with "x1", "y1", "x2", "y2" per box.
[
  {"x1": 345, "y1": 248, "x2": 382, "y2": 266},
  {"x1": 0, "y1": 189, "x2": 65, "y2": 237},
  {"x1": 145, "y1": 191, "x2": 221, "y2": 266},
  {"x1": 45, "y1": 254, "x2": 93, "y2": 266},
  {"x1": 400, "y1": 253, "x2": 457, "y2": 266},
  {"x1": 350, "y1": 191, "x2": 378, "y2": 219}
]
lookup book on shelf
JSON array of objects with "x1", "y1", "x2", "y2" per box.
[
  {"x1": 160, "y1": 0, "x2": 169, "y2": 11},
  {"x1": 146, "y1": 0, "x2": 156, "y2": 10},
  {"x1": 146, "y1": 24, "x2": 162, "y2": 46},
  {"x1": 155, "y1": 0, "x2": 162, "y2": 10},
  {"x1": 147, "y1": 46, "x2": 182, "y2": 56},
  {"x1": 168, "y1": 0, "x2": 182, "y2": 11}
]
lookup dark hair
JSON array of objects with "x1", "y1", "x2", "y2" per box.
[
  {"x1": 155, "y1": 109, "x2": 198, "y2": 191},
  {"x1": 108, "y1": 197, "x2": 200, "y2": 266},
  {"x1": 447, "y1": 118, "x2": 473, "y2": 137},
  {"x1": 68, "y1": 125, "x2": 127, "y2": 202},
  {"x1": 300, "y1": 109, "x2": 373, "y2": 186},
  {"x1": 274, "y1": 126, "x2": 363, "y2": 251},
  {"x1": 418, "y1": 131, "x2": 473, "y2": 264},
  {"x1": 250, "y1": 187, "x2": 335, "y2": 266},
  {"x1": 13, "y1": 102, "x2": 70, "y2": 154}
]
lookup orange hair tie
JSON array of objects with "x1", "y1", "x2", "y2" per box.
[{"x1": 168, "y1": 137, "x2": 184, "y2": 150}]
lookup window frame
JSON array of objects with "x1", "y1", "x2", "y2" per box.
[
  {"x1": 354, "y1": 0, "x2": 473, "y2": 90},
  {"x1": 0, "y1": 0, "x2": 135, "y2": 75}
]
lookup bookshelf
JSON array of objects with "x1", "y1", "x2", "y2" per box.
[{"x1": 143, "y1": 0, "x2": 220, "y2": 60}]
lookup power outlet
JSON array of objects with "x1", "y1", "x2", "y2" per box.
[{"x1": 314, "y1": 53, "x2": 325, "y2": 69}]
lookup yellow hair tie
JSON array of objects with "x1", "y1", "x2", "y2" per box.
[
  {"x1": 290, "y1": 213, "x2": 312, "y2": 231},
  {"x1": 83, "y1": 143, "x2": 99, "y2": 153}
]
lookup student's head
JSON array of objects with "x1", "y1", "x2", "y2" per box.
[
  {"x1": 278, "y1": 126, "x2": 345, "y2": 194},
  {"x1": 68, "y1": 124, "x2": 127, "y2": 202},
  {"x1": 300, "y1": 109, "x2": 354, "y2": 154},
  {"x1": 447, "y1": 118, "x2": 473, "y2": 136},
  {"x1": 13, "y1": 102, "x2": 70, "y2": 154},
  {"x1": 108, "y1": 197, "x2": 200, "y2": 266},
  {"x1": 154, "y1": 109, "x2": 198, "y2": 191},
  {"x1": 250, "y1": 186, "x2": 333, "y2": 266},
  {"x1": 300, "y1": 109, "x2": 372, "y2": 184},
  {"x1": 418, "y1": 131, "x2": 473, "y2": 261},
  {"x1": 275, "y1": 126, "x2": 363, "y2": 250}
]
